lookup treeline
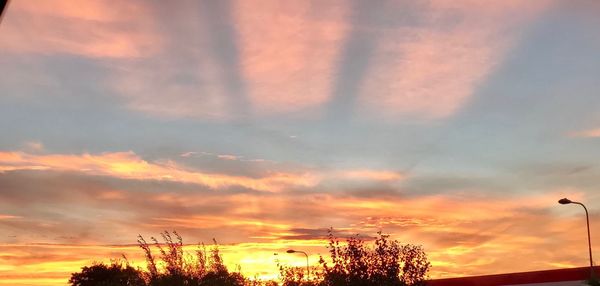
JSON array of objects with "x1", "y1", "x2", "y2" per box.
[{"x1": 69, "y1": 230, "x2": 430, "y2": 286}]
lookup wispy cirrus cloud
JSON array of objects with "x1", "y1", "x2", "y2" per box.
[
  {"x1": 22, "y1": 141, "x2": 44, "y2": 153},
  {"x1": 568, "y1": 128, "x2": 600, "y2": 138},
  {"x1": 0, "y1": 215, "x2": 21, "y2": 220},
  {"x1": 335, "y1": 169, "x2": 404, "y2": 181}
]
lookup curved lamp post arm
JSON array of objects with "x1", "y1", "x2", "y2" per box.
[
  {"x1": 287, "y1": 249, "x2": 310, "y2": 280},
  {"x1": 296, "y1": 251, "x2": 309, "y2": 281},
  {"x1": 573, "y1": 201, "x2": 594, "y2": 277},
  {"x1": 560, "y1": 198, "x2": 595, "y2": 279}
]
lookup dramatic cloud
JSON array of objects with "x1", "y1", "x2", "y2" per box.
[
  {"x1": 0, "y1": 166, "x2": 594, "y2": 282},
  {"x1": 2, "y1": 0, "x2": 552, "y2": 121},
  {"x1": 1, "y1": 0, "x2": 599, "y2": 285}
]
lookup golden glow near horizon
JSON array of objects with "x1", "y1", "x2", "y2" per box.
[
  {"x1": 0, "y1": 149, "x2": 594, "y2": 284},
  {"x1": 2, "y1": 0, "x2": 600, "y2": 285}
]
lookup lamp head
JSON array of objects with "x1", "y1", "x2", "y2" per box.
[
  {"x1": 286, "y1": 249, "x2": 296, "y2": 254},
  {"x1": 559, "y1": 198, "x2": 573, "y2": 205}
]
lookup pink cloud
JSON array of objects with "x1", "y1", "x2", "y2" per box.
[
  {"x1": 0, "y1": 1, "x2": 231, "y2": 119},
  {"x1": 233, "y1": 0, "x2": 349, "y2": 115},
  {"x1": 334, "y1": 169, "x2": 404, "y2": 182},
  {"x1": 0, "y1": 0, "x2": 557, "y2": 122},
  {"x1": 110, "y1": 58, "x2": 232, "y2": 119},
  {"x1": 0, "y1": 0, "x2": 158, "y2": 58},
  {"x1": 359, "y1": 0, "x2": 553, "y2": 120},
  {"x1": 217, "y1": 154, "x2": 241, "y2": 161},
  {"x1": 104, "y1": 2, "x2": 239, "y2": 120}
]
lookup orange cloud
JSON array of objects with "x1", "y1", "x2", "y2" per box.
[
  {"x1": 0, "y1": 151, "x2": 317, "y2": 192},
  {"x1": 324, "y1": 191, "x2": 596, "y2": 279},
  {"x1": 0, "y1": 151, "x2": 407, "y2": 192},
  {"x1": 0, "y1": 173, "x2": 594, "y2": 284}
]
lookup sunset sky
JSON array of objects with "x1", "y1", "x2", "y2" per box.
[{"x1": 1, "y1": 0, "x2": 600, "y2": 285}]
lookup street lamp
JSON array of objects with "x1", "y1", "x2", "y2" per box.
[
  {"x1": 559, "y1": 198, "x2": 595, "y2": 278},
  {"x1": 286, "y1": 249, "x2": 309, "y2": 280}
]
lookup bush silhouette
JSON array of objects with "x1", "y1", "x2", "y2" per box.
[{"x1": 69, "y1": 262, "x2": 145, "y2": 286}]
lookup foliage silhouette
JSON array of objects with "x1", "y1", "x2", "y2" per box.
[
  {"x1": 276, "y1": 257, "x2": 321, "y2": 286},
  {"x1": 69, "y1": 262, "x2": 145, "y2": 286},
  {"x1": 71, "y1": 231, "x2": 246, "y2": 286},
  {"x1": 277, "y1": 229, "x2": 429, "y2": 286},
  {"x1": 137, "y1": 231, "x2": 246, "y2": 286},
  {"x1": 70, "y1": 230, "x2": 430, "y2": 286},
  {"x1": 316, "y1": 229, "x2": 430, "y2": 286}
]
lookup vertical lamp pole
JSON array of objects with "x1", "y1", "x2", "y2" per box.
[
  {"x1": 287, "y1": 249, "x2": 309, "y2": 281},
  {"x1": 559, "y1": 198, "x2": 595, "y2": 279}
]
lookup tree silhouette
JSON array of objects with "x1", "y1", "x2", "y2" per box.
[
  {"x1": 316, "y1": 230, "x2": 429, "y2": 286},
  {"x1": 278, "y1": 229, "x2": 430, "y2": 286}
]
